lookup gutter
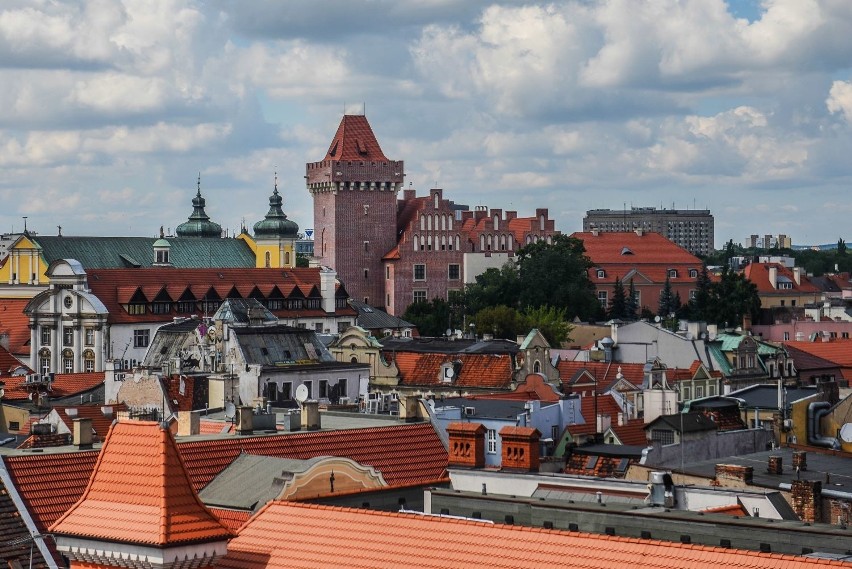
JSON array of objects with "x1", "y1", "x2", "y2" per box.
[{"x1": 0, "y1": 459, "x2": 58, "y2": 569}]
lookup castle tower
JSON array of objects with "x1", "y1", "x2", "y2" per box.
[
  {"x1": 253, "y1": 176, "x2": 299, "y2": 268},
  {"x1": 307, "y1": 114, "x2": 404, "y2": 306}
]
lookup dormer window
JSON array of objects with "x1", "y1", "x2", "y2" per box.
[
  {"x1": 597, "y1": 269, "x2": 606, "y2": 279},
  {"x1": 689, "y1": 269, "x2": 698, "y2": 278},
  {"x1": 668, "y1": 269, "x2": 678, "y2": 278},
  {"x1": 156, "y1": 250, "x2": 169, "y2": 264}
]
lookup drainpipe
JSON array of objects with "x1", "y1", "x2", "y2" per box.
[{"x1": 807, "y1": 401, "x2": 839, "y2": 449}]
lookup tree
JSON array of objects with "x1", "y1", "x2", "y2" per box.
[
  {"x1": 838, "y1": 238, "x2": 847, "y2": 256},
  {"x1": 523, "y1": 305, "x2": 573, "y2": 346},
  {"x1": 705, "y1": 265, "x2": 761, "y2": 327},
  {"x1": 514, "y1": 235, "x2": 601, "y2": 321},
  {"x1": 472, "y1": 305, "x2": 527, "y2": 340},
  {"x1": 464, "y1": 263, "x2": 521, "y2": 315},
  {"x1": 625, "y1": 279, "x2": 638, "y2": 320},
  {"x1": 402, "y1": 297, "x2": 452, "y2": 337},
  {"x1": 658, "y1": 275, "x2": 674, "y2": 317},
  {"x1": 689, "y1": 264, "x2": 712, "y2": 321},
  {"x1": 607, "y1": 277, "x2": 627, "y2": 320}
]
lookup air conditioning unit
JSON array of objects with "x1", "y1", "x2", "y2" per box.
[
  {"x1": 783, "y1": 419, "x2": 793, "y2": 431},
  {"x1": 338, "y1": 396, "x2": 351, "y2": 405},
  {"x1": 464, "y1": 406, "x2": 476, "y2": 416}
]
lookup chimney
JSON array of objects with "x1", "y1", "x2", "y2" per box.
[
  {"x1": 767, "y1": 455, "x2": 782, "y2": 475},
  {"x1": 591, "y1": 228, "x2": 600, "y2": 237},
  {"x1": 301, "y1": 400, "x2": 320, "y2": 431},
  {"x1": 714, "y1": 464, "x2": 753, "y2": 486},
  {"x1": 597, "y1": 413, "x2": 611, "y2": 433},
  {"x1": 400, "y1": 396, "x2": 421, "y2": 423},
  {"x1": 73, "y1": 418, "x2": 93, "y2": 449},
  {"x1": 792, "y1": 450, "x2": 807, "y2": 471},
  {"x1": 635, "y1": 228, "x2": 644, "y2": 237},
  {"x1": 319, "y1": 267, "x2": 337, "y2": 313},
  {"x1": 177, "y1": 409, "x2": 201, "y2": 436},
  {"x1": 499, "y1": 426, "x2": 540, "y2": 472},
  {"x1": 447, "y1": 422, "x2": 486, "y2": 468},
  {"x1": 768, "y1": 265, "x2": 778, "y2": 289},
  {"x1": 791, "y1": 479, "x2": 822, "y2": 523},
  {"x1": 792, "y1": 266, "x2": 802, "y2": 285},
  {"x1": 236, "y1": 405, "x2": 254, "y2": 435},
  {"x1": 742, "y1": 314, "x2": 752, "y2": 333}
]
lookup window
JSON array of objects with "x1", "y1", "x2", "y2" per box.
[
  {"x1": 268, "y1": 299, "x2": 284, "y2": 310},
  {"x1": 364, "y1": 241, "x2": 369, "y2": 252},
  {"x1": 9, "y1": 421, "x2": 20, "y2": 432},
  {"x1": 41, "y1": 327, "x2": 51, "y2": 346},
  {"x1": 156, "y1": 249, "x2": 169, "y2": 264},
  {"x1": 304, "y1": 381, "x2": 312, "y2": 399},
  {"x1": 63, "y1": 327, "x2": 74, "y2": 347},
  {"x1": 127, "y1": 303, "x2": 146, "y2": 315},
  {"x1": 133, "y1": 329, "x2": 150, "y2": 348},
  {"x1": 689, "y1": 289, "x2": 697, "y2": 300},
  {"x1": 668, "y1": 269, "x2": 678, "y2": 278},
  {"x1": 689, "y1": 269, "x2": 698, "y2": 278},
  {"x1": 708, "y1": 384, "x2": 716, "y2": 396},
  {"x1": 337, "y1": 321, "x2": 351, "y2": 333},
  {"x1": 64, "y1": 296, "x2": 73, "y2": 309},
  {"x1": 651, "y1": 429, "x2": 675, "y2": 445},
  {"x1": 39, "y1": 353, "x2": 50, "y2": 376},
  {"x1": 264, "y1": 251, "x2": 271, "y2": 268},
  {"x1": 85, "y1": 328, "x2": 95, "y2": 346},
  {"x1": 597, "y1": 290, "x2": 608, "y2": 307},
  {"x1": 413, "y1": 290, "x2": 427, "y2": 303},
  {"x1": 414, "y1": 264, "x2": 426, "y2": 281},
  {"x1": 63, "y1": 356, "x2": 73, "y2": 373},
  {"x1": 177, "y1": 301, "x2": 196, "y2": 313},
  {"x1": 319, "y1": 380, "x2": 328, "y2": 399},
  {"x1": 83, "y1": 350, "x2": 95, "y2": 373},
  {"x1": 596, "y1": 269, "x2": 606, "y2": 278},
  {"x1": 448, "y1": 264, "x2": 460, "y2": 280},
  {"x1": 783, "y1": 331, "x2": 790, "y2": 341},
  {"x1": 364, "y1": 269, "x2": 369, "y2": 279},
  {"x1": 315, "y1": 323, "x2": 323, "y2": 332},
  {"x1": 151, "y1": 302, "x2": 171, "y2": 314},
  {"x1": 695, "y1": 386, "x2": 704, "y2": 398},
  {"x1": 486, "y1": 429, "x2": 497, "y2": 454},
  {"x1": 386, "y1": 266, "x2": 390, "y2": 279}
]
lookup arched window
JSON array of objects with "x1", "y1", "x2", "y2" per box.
[
  {"x1": 493, "y1": 214, "x2": 499, "y2": 229},
  {"x1": 540, "y1": 214, "x2": 545, "y2": 231},
  {"x1": 284, "y1": 251, "x2": 290, "y2": 265},
  {"x1": 534, "y1": 361, "x2": 541, "y2": 373},
  {"x1": 441, "y1": 214, "x2": 447, "y2": 231},
  {"x1": 427, "y1": 235, "x2": 433, "y2": 250},
  {"x1": 351, "y1": 356, "x2": 358, "y2": 364},
  {"x1": 420, "y1": 215, "x2": 426, "y2": 230},
  {"x1": 447, "y1": 215, "x2": 453, "y2": 231},
  {"x1": 479, "y1": 235, "x2": 485, "y2": 250},
  {"x1": 264, "y1": 251, "x2": 271, "y2": 268},
  {"x1": 500, "y1": 235, "x2": 506, "y2": 251},
  {"x1": 434, "y1": 193, "x2": 440, "y2": 209},
  {"x1": 39, "y1": 348, "x2": 50, "y2": 376},
  {"x1": 455, "y1": 235, "x2": 460, "y2": 251},
  {"x1": 83, "y1": 349, "x2": 96, "y2": 373},
  {"x1": 487, "y1": 234, "x2": 492, "y2": 251},
  {"x1": 413, "y1": 234, "x2": 419, "y2": 251},
  {"x1": 427, "y1": 215, "x2": 432, "y2": 231},
  {"x1": 441, "y1": 235, "x2": 446, "y2": 250},
  {"x1": 546, "y1": 235, "x2": 552, "y2": 244},
  {"x1": 434, "y1": 214, "x2": 439, "y2": 231}
]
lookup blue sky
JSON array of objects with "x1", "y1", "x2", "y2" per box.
[{"x1": 2, "y1": 0, "x2": 852, "y2": 249}]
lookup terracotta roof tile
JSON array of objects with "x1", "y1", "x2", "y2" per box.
[
  {"x1": 218, "y1": 501, "x2": 843, "y2": 569},
  {"x1": 0, "y1": 473, "x2": 50, "y2": 569},
  {"x1": 394, "y1": 352, "x2": 512, "y2": 388},
  {"x1": 208, "y1": 507, "x2": 252, "y2": 533},
  {"x1": 573, "y1": 231, "x2": 701, "y2": 265},
  {"x1": 322, "y1": 115, "x2": 389, "y2": 162},
  {"x1": 744, "y1": 263, "x2": 821, "y2": 294},
  {"x1": 3, "y1": 451, "x2": 100, "y2": 531},
  {"x1": 0, "y1": 299, "x2": 32, "y2": 356},
  {"x1": 49, "y1": 420, "x2": 232, "y2": 546},
  {"x1": 47, "y1": 371, "x2": 105, "y2": 397},
  {"x1": 608, "y1": 420, "x2": 648, "y2": 446},
  {"x1": 49, "y1": 403, "x2": 126, "y2": 442}
]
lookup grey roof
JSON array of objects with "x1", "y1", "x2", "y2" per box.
[
  {"x1": 532, "y1": 486, "x2": 647, "y2": 505},
  {"x1": 436, "y1": 397, "x2": 529, "y2": 420},
  {"x1": 349, "y1": 300, "x2": 414, "y2": 331},
  {"x1": 231, "y1": 325, "x2": 336, "y2": 365},
  {"x1": 645, "y1": 412, "x2": 718, "y2": 434},
  {"x1": 199, "y1": 453, "x2": 326, "y2": 511},
  {"x1": 144, "y1": 321, "x2": 200, "y2": 368},
  {"x1": 213, "y1": 298, "x2": 277, "y2": 325},
  {"x1": 727, "y1": 385, "x2": 819, "y2": 410},
  {"x1": 570, "y1": 443, "x2": 647, "y2": 458},
  {"x1": 32, "y1": 236, "x2": 255, "y2": 269},
  {"x1": 683, "y1": 447, "x2": 852, "y2": 495},
  {"x1": 380, "y1": 336, "x2": 519, "y2": 355}
]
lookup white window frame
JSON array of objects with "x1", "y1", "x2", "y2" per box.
[{"x1": 486, "y1": 429, "x2": 497, "y2": 454}]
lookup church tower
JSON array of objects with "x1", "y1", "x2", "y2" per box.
[
  {"x1": 307, "y1": 114, "x2": 404, "y2": 306},
  {"x1": 253, "y1": 176, "x2": 299, "y2": 268}
]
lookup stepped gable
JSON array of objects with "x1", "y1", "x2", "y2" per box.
[
  {"x1": 323, "y1": 114, "x2": 389, "y2": 162},
  {"x1": 50, "y1": 420, "x2": 232, "y2": 546},
  {"x1": 217, "y1": 501, "x2": 845, "y2": 569}
]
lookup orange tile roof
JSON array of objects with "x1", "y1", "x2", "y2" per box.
[
  {"x1": 744, "y1": 263, "x2": 820, "y2": 294},
  {"x1": 559, "y1": 361, "x2": 647, "y2": 391},
  {"x1": 393, "y1": 352, "x2": 512, "y2": 388},
  {"x1": 49, "y1": 403, "x2": 126, "y2": 442},
  {"x1": 0, "y1": 299, "x2": 32, "y2": 355},
  {"x1": 701, "y1": 504, "x2": 748, "y2": 516},
  {"x1": 784, "y1": 339, "x2": 852, "y2": 367},
  {"x1": 208, "y1": 507, "x2": 252, "y2": 533},
  {"x1": 3, "y1": 451, "x2": 100, "y2": 531},
  {"x1": 608, "y1": 420, "x2": 649, "y2": 446},
  {"x1": 48, "y1": 371, "x2": 105, "y2": 397},
  {"x1": 199, "y1": 419, "x2": 235, "y2": 435},
  {"x1": 218, "y1": 501, "x2": 844, "y2": 569},
  {"x1": 322, "y1": 114, "x2": 389, "y2": 162},
  {"x1": 573, "y1": 231, "x2": 701, "y2": 265},
  {"x1": 178, "y1": 422, "x2": 448, "y2": 491},
  {"x1": 50, "y1": 420, "x2": 232, "y2": 546}
]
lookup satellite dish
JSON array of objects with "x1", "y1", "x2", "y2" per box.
[
  {"x1": 295, "y1": 384, "x2": 309, "y2": 404},
  {"x1": 840, "y1": 423, "x2": 852, "y2": 443},
  {"x1": 445, "y1": 328, "x2": 452, "y2": 337},
  {"x1": 655, "y1": 315, "x2": 662, "y2": 323},
  {"x1": 224, "y1": 402, "x2": 236, "y2": 420}
]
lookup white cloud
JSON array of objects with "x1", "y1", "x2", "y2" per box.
[{"x1": 827, "y1": 80, "x2": 852, "y2": 123}]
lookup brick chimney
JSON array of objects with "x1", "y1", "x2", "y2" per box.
[
  {"x1": 768, "y1": 265, "x2": 778, "y2": 289},
  {"x1": 792, "y1": 451, "x2": 807, "y2": 471},
  {"x1": 791, "y1": 479, "x2": 822, "y2": 523},
  {"x1": 767, "y1": 456, "x2": 782, "y2": 475},
  {"x1": 301, "y1": 400, "x2": 320, "y2": 431},
  {"x1": 447, "y1": 422, "x2": 486, "y2": 468},
  {"x1": 499, "y1": 426, "x2": 540, "y2": 472},
  {"x1": 714, "y1": 464, "x2": 753, "y2": 486},
  {"x1": 73, "y1": 418, "x2": 93, "y2": 449}
]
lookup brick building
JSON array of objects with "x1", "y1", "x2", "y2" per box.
[{"x1": 308, "y1": 113, "x2": 559, "y2": 315}]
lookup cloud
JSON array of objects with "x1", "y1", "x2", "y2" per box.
[{"x1": 827, "y1": 80, "x2": 852, "y2": 123}]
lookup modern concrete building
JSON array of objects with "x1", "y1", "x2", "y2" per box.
[{"x1": 584, "y1": 206, "x2": 714, "y2": 256}]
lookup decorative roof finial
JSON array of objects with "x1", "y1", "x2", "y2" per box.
[
  {"x1": 274, "y1": 171, "x2": 278, "y2": 195},
  {"x1": 22, "y1": 216, "x2": 27, "y2": 233},
  {"x1": 197, "y1": 172, "x2": 202, "y2": 196}
]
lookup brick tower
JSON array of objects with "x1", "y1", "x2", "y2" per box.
[{"x1": 307, "y1": 114, "x2": 404, "y2": 306}]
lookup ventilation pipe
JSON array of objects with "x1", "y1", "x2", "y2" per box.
[{"x1": 807, "y1": 401, "x2": 839, "y2": 449}]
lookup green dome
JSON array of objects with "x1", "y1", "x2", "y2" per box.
[
  {"x1": 176, "y1": 179, "x2": 223, "y2": 238},
  {"x1": 153, "y1": 238, "x2": 171, "y2": 248},
  {"x1": 253, "y1": 185, "x2": 299, "y2": 238}
]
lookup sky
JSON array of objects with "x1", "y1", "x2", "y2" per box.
[{"x1": 2, "y1": 0, "x2": 852, "y2": 249}]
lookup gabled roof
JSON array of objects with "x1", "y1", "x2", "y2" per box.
[
  {"x1": 393, "y1": 352, "x2": 512, "y2": 388},
  {"x1": 607, "y1": 420, "x2": 649, "y2": 446},
  {"x1": 349, "y1": 299, "x2": 415, "y2": 331},
  {"x1": 0, "y1": 299, "x2": 33, "y2": 355},
  {"x1": 572, "y1": 231, "x2": 701, "y2": 266},
  {"x1": 0, "y1": 370, "x2": 103, "y2": 401},
  {"x1": 645, "y1": 412, "x2": 718, "y2": 434},
  {"x1": 217, "y1": 501, "x2": 842, "y2": 569},
  {"x1": 48, "y1": 403, "x2": 126, "y2": 441},
  {"x1": 322, "y1": 114, "x2": 389, "y2": 162},
  {"x1": 743, "y1": 263, "x2": 820, "y2": 294},
  {"x1": 33, "y1": 236, "x2": 255, "y2": 269},
  {"x1": 784, "y1": 339, "x2": 852, "y2": 368},
  {"x1": 50, "y1": 420, "x2": 232, "y2": 546}
]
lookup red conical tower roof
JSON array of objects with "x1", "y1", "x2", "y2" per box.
[
  {"x1": 50, "y1": 420, "x2": 232, "y2": 547},
  {"x1": 324, "y1": 114, "x2": 389, "y2": 161}
]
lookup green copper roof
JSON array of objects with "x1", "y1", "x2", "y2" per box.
[
  {"x1": 153, "y1": 238, "x2": 171, "y2": 247},
  {"x1": 253, "y1": 184, "x2": 298, "y2": 238},
  {"x1": 176, "y1": 177, "x2": 223, "y2": 238},
  {"x1": 33, "y1": 236, "x2": 256, "y2": 269}
]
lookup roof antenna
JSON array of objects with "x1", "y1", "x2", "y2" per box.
[
  {"x1": 22, "y1": 216, "x2": 27, "y2": 233},
  {"x1": 57, "y1": 225, "x2": 62, "y2": 237},
  {"x1": 363, "y1": 101, "x2": 366, "y2": 116}
]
